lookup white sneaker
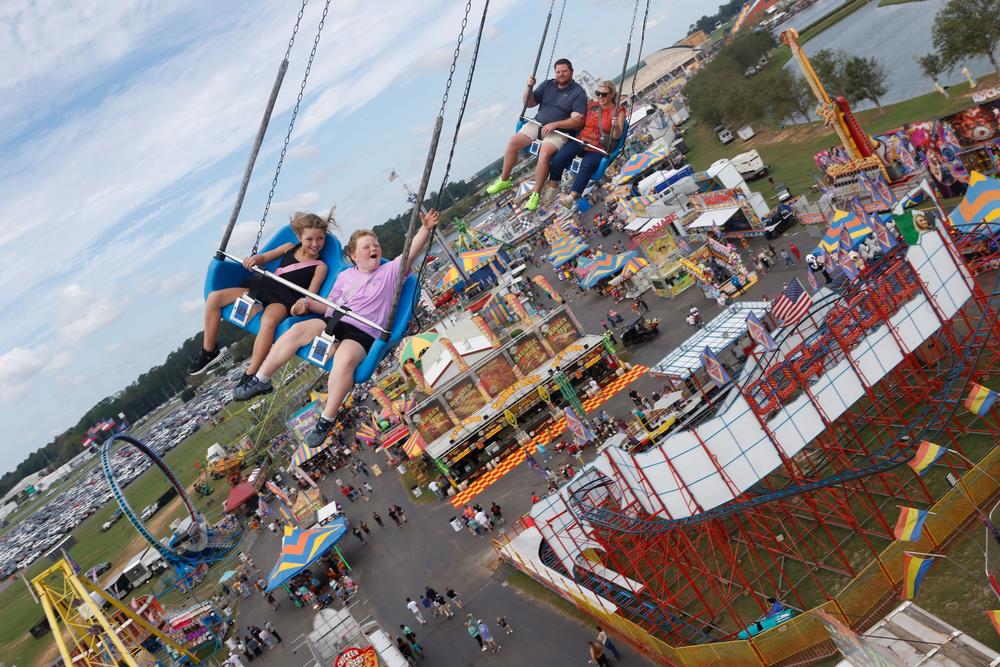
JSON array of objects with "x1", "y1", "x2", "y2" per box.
[{"x1": 559, "y1": 193, "x2": 577, "y2": 209}]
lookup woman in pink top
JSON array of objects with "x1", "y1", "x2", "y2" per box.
[{"x1": 235, "y1": 209, "x2": 440, "y2": 446}]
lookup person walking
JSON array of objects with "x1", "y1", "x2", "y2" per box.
[
  {"x1": 466, "y1": 615, "x2": 485, "y2": 652},
  {"x1": 478, "y1": 619, "x2": 500, "y2": 653},
  {"x1": 490, "y1": 502, "x2": 504, "y2": 525},
  {"x1": 400, "y1": 624, "x2": 418, "y2": 645},
  {"x1": 392, "y1": 504, "x2": 408, "y2": 524},
  {"x1": 497, "y1": 615, "x2": 513, "y2": 634},
  {"x1": 372, "y1": 511, "x2": 384, "y2": 528},
  {"x1": 780, "y1": 247, "x2": 795, "y2": 267},
  {"x1": 351, "y1": 526, "x2": 367, "y2": 544},
  {"x1": 406, "y1": 597, "x2": 426, "y2": 625},
  {"x1": 396, "y1": 637, "x2": 418, "y2": 665},
  {"x1": 446, "y1": 587, "x2": 464, "y2": 609},
  {"x1": 258, "y1": 628, "x2": 278, "y2": 650},
  {"x1": 244, "y1": 634, "x2": 262, "y2": 658},
  {"x1": 359, "y1": 520, "x2": 371, "y2": 535},
  {"x1": 589, "y1": 640, "x2": 612, "y2": 666},
  {"x1": 388, "y1": 507, "x2": 403, "y2": 527},
  {"x1": 264, "y1": 620, "x2": 282, "y2": 643},
  {"x1": 434, "y1": 592, "x2": 454, "y2": 618},
  {"x1": 596, "y1": 626, "x2": 620, "y2": 660}
]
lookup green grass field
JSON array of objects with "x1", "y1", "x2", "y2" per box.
[{"x1": 0, "y1": 360, "x2": 317, "y2": 666}]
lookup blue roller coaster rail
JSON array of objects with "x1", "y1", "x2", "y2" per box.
[{"x1": 101, "y1": 434, "x2": 241, "y2": 581}]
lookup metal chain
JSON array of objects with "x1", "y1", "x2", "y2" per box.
[
  {"x1": 435, "y1": 0, "x2": 489, "y2": 210},
  {"x1": 437, "y1": 0, "x2": 473, "y2": 119},
  {"x1": 254, "y1": 0, "x2": 332, "y2": 254},
  {"x1": 627, "y1": 0, "x2": 651, "y2": 121},
  {"x1": 545, "y1": 0, "x2": 567, "y2": 74},
  {"x1": 284, "y1": 0, "x2": 309, "y2": 62}
]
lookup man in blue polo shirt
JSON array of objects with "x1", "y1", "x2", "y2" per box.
[{"x1": 485, "y1": 58, "x2": 586, "y2": 211}]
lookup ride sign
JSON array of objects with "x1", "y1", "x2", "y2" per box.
[{"x1": 334, "y1": 646, "x2": 378, "y2": 667}]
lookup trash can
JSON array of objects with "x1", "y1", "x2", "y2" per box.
[
  {"x1": 411, "y1": 486, "x2": 422, "y2": 497},
  {"x1": 450, "y1": 517, "x2": 464, "y2": 532}
]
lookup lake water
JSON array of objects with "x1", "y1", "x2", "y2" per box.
[{"x1": 781, "y1": 0, "x2": 996, "y2": 110}]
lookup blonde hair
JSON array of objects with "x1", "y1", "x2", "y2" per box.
[
  {"x1": 289, "y1": 212, "x2": 328, "y2": 235},
  {"x1": 346, "y1": 229, "x2": 378, "y2": 263},
  {"x1": 596, "y1": 79, "x2": 619, "y2": 103}
]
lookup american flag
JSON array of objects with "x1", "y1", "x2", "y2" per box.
[
  {"x1": 771, "y1": 277, "x2": 812, "y2": 326},
  {"x1": 388, "y1": 170, "x2": 398, "y2": 182}
]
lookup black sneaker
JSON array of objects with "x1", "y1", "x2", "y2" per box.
[
  {"x1": 304, "y1": 417, "x2": 334, "y2": 446},
  {"x1": 233, "y1": 376, "x2": 272, "y2": 401},
  {"x1": 189, "y1": 348, "x2": 220, "y2": 375}
]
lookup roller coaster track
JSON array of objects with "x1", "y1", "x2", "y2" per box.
[
  {"x1": 102, "y1": 434, "x2": 233, "y2": 570},
  {"x1": 570, "y1": 249, "x2": 1000, "y2": 535}
]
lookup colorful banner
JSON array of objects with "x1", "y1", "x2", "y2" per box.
[
  {"x1": 542, "y1": 312, "x2": 582, "y2": 352},
  {"x1": 510, "y1": 334, "x2": 551, "y2": 375},
  {"x1": 444, "y1": 378, "x2": 488, "y2": 420},
  {"x1": 286, "y1": 401, "x2": 322, "y2": 442},
  {"x1": 477, "y1": 355, "x2": 520, "y2": 397}
]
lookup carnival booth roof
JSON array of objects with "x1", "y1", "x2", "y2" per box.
[
  {"x1": 686, "y1": 207, "x2": 741, "y2": 230},
  {"x1": 619, "y1": 143, "x2": 671, "y2": 183},
  {"x1": 814, "y1": 210, "x2": 873, "y2": 255},
  {"x1": 580, "y1": 251, "x2": 640, "y2": 288},
  {"x1": 291, "y1": 441, "x2": 328, "y2": 467},
  {"x1": 399, "y1": 333, "x2": 440, "y2": 364},
  {"x1": 548, "y1": 236, "x2": 589, "y2": 268},
  {"x1": 618, "y1": 195, "x2": 657, "y2": 220},
  {"x1": 265, "y1": 520, "x2": 348, "y2": 592},
  {"x1": 438, "y1": 246, "x2": 503, "y2": 290},
  {"x1": 951, "y1": 171, "x2": 1000, "y2": 233},
  {"x1": 609, "y1": 254, "x2": 650, "y2": 284},
  {"x1": 223, "y1": 482, "x2": 258, "y2": 513}
]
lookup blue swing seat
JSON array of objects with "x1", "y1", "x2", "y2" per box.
[
  {"x1": 513, "y1": 118, "x2": 629, "y2": 183},
  {"x1": 203, "y1": 225, "x2": 417, "y2": 383}
]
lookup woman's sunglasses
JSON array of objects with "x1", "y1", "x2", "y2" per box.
[{"x1": 596, "y1": 91, "x2": 611, "y2": 97}]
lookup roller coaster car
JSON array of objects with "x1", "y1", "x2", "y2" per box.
[{"x1": 622, "y1": 317, "x2": 661, "y2": 347}]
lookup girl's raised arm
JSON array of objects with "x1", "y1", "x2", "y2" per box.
[{"x1": 403, "y1": 209, "x2": 440, "y2": 275}]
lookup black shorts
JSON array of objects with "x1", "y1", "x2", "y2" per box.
[
  {"x1": 327, "y1": 319, "x2": 375, "y2": 353},
  {"x1": 246, "y1": 274, "x2": 298, "y2": 310}
]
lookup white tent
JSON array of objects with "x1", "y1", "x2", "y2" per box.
[{"x1": 685, "y1": 207, "x2": 741, "y2": 230}]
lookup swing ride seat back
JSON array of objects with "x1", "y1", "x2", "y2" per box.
[
  {"x1": 513, "y1": 118, "x2": 628, "y2": 183},
  {"x1": 204, "y1": 225, "x2": 417, "y2": 382}
]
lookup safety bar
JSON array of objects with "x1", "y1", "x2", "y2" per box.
[
  {"x1": 520, "y1": 117, "x2": 610, "y2": 155},
  {"x1": 217, "y1": 251, "x2": 389, "y2": 334}
]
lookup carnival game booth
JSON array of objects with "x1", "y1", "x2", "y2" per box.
[
  {"x1": 435, "y1": 246, "x2": 510, "y2": 292},
  {"x1": 405, "y1": 307, "x2": 622, "y2": 487},
  {"x1": 679, "y1": 236, "x2": 756, "y2": 301}
]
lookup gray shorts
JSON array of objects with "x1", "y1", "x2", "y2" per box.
[{"x1": 519, "y1": 122, "x2": 569, "y2": 149}]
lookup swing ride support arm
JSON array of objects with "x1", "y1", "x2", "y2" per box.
[
  {"x1": 217, "y1": 60, "x2": 289, "y2": 260},
  {"x1": 217, "y1": 251, "x2": 389, "y2": 335},
  {"x1": 520, "y1": 5, "x2": 553, "y2": 121}
]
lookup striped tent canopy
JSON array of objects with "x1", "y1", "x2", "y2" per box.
[
  {"x1": 401, "y1": 431, "x2": 426, "y2": 459},
  {"x1": 609, "y1": 254, "x2": 650, "y2": 284},
  {"x1": 291, "y1": 441, "x2": 328, "y2": 467},
  {"x1": 548, "y1": 236, "x2": 589, "y2": 268},
  {"x1": 580, "y1": 251, "x2": 639, "y2": 288},
  {"x1": 381, "y1": 423, "x2": 409, "y2": 448},
  {"x1": 355, "y1": 421, "x2": 378, "y2": 447},
  {"x1": 517, "y1": 180, "x2": 536, "y2": 197},
  {"x1": 618, "y1": 194, "x2": 657, "y2": 220},
  {"x1": 481, "y1": 292, "x2": 516, "y2": 327},
  {"x1": 380, "y1": 396, "x2": 415, "y2": 418},
  {"x1": 951, "y1": 171, "x2": 1000, "y2": 233},
  {"x1": 574, "y1": 252, "x2": 606, "y2": 278},
  {"x1": 815, "y1": 210, "x2": 873, "y2": 255},
  {"x1": 265, "y1": 520, "x2": 348, "y2": 592},
  {"x1": 437, "y1": 246, "x2": 503, "y2": 290},
  {"x1": 544, "y1": 223, "x2": 567, "y2": 243},
  {"x1": 619, "y1": 144, "x2": 671, "y2": 183},
  {"x1": 398, "y1": 333, "x2": 439, "y2": 364}
]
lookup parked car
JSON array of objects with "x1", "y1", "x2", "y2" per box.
[{"x1": 763, "y1": 205, "x2": 797, "y2": 239}]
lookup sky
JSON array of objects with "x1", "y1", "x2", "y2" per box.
[{"x1": 0, "y1": 0, "x2": 707, "y2": 474}]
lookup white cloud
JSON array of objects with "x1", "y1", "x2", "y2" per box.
[
  {"x1": 104, "y1": 342, "x2": 123, "y2": 353},
  {"x1": 179, "y1": 298, "x2": 203, "y2": 314},
  {"x1": 55, "y1": 284, "x2": 125, "y2": 340},
  {"x1": 286, "y1": 144, "x2": 318, "y2": 160},
  {"x1": 44, "y1": 352, "x2": 73, "y2": 374},
  {"x1": 139, "y1": 270, "x2": 194, "y2": 297},
  {"x1": 458, "y1": 103, "x2": 509, "y2": 139},
  {"x1": 0, "y1": 347, "x2": 46, "y2": 402},
  {"x1": 269, "y1": 191, "x2": 323, "y2": 215}
]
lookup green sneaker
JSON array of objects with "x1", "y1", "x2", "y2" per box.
[
  {"x1": 525, "y1": 191, "x2": 541, "y2": 211},
  {"x1": 486, "y1": 177, "x2": 513, "y2": 195}
]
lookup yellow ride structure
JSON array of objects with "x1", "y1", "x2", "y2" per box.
[{"x1": 30, "y1": 558, "x2": 197, "y2": 666}]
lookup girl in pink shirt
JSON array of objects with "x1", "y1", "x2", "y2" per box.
[{"x1": 235, "y1": 209, "x2": 439, "y2": 447}]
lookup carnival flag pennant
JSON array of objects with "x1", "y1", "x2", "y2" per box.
[
  {"x1": 746, "y1": 312, "x2": 778, "y2": 352},
  {"x1": 806, "y1": 270, "x2": 818, "y2": 292},
  {"x1": 701, "y1": 346, "x2": 731, "y2": 388},
  {"x1": 837, "y1": 246, "x2": 857, "y2": 280},
  {"x1": 869, "y1": 213, "x2": 896, "y2": 252},
  {"x1": 901, "y1": 553, "x2": 934, "y2": 600}
]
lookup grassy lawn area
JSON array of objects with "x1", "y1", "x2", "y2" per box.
[
  {"x1": 0, "y1": 361, "x2": 318, "y2": 666},
  {"x1": 683, "y1": 81, "x2": 990, "y2": 206},
  {"x1": 877, "y1": 0, "x2": 922, "y2": 5}
]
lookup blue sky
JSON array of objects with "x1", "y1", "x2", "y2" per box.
[{"x1": 0, "y1": 0, "x2": 704, "y2": 474}]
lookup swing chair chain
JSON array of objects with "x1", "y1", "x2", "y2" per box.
[
  {"x1": 255, "y1": 0, "x2": 332, "y2": 254},
  {"x1": 627, "y1": 0, "x2": 651, "y2": 121},
  {"x1": 437, "y1": 0, "x2": 473, "y2": 118},
  {"x1": 284, "y1": 0, "x2": 309, "y2": 62},
  {"x1": 435, "y1": 0, "x2": 489, "y2": 209},
  {"x1": 545, "y1": 0, "x2": 566, "y2": 74}
]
